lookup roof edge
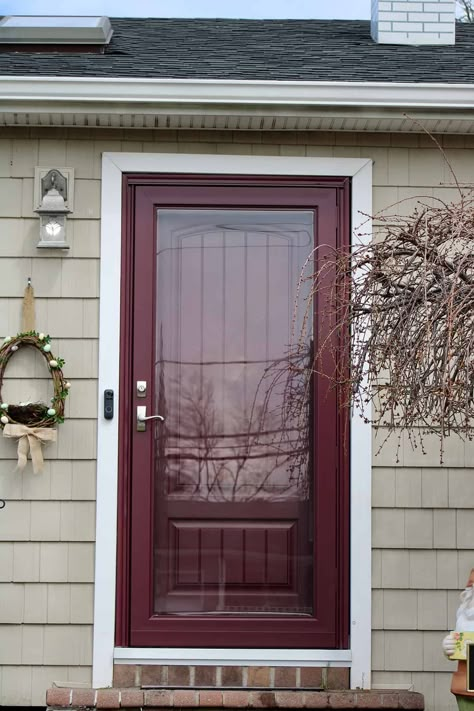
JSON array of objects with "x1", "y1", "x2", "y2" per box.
[{"x1": 2, "y1": 76, "x2": 474, "y2": 110}]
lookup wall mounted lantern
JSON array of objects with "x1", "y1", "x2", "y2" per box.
[{"x1": 34, "y1": 168, "x2": 74, "y2": 249}]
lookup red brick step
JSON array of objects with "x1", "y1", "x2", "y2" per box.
[{"x1": 46, "y1": 687, "x2": 424, "y2": 709}]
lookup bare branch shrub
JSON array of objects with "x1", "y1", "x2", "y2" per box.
[
  {"x1": 292, "y1": 190, "x2": 474, "y2": 452},
  {"x1": 457, "y1": 0, "x2": 474, "y2": 22}
]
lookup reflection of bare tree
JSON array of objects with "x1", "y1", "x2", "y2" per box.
[
  {"x1": 152, "y1": 211, "x2": 315, "y2": 503},
  {"x1": 155, "y1": 347, "x2": 311, "y2": 503}
]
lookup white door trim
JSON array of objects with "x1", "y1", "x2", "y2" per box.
[{"x1": 94, "y1": 152, "x2": 372, "y2": 690}]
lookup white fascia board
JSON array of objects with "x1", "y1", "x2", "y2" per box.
[{"x1": 2, "y1": 75, "x2": 474, "y2": 110}]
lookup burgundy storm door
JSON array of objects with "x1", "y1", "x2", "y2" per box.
[{"x1": 117, "y1": 174, "x2": 350, "y2": 649}]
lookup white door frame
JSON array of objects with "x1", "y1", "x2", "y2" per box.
[{"x1": 93, "y1": 152, "x2": 372, "y2": 690}]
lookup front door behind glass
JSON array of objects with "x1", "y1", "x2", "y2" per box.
[{"x1": 124, "y1": 175, "x2": 349, "y2": 649}]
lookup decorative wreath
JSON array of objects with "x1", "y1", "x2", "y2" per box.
[{"x1": 0, "y1": 331, "x2": 70, "y2": 429}]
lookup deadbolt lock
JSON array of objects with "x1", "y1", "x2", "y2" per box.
[{"x1": 136, "y1": 381, "x2": 147, "y2": 398}]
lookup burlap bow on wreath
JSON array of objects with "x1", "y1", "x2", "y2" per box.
[{"x1": 3, "y1": 424, "x2": 57, "y2": 475}]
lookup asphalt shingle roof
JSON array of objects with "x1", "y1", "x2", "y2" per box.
[{"x1": 1, "y1": 18, "x2": 474, "y2": 83}]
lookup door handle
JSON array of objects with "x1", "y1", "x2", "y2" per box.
[{"x1": 137, "y1": 405, "x2": 165, "y2": 431}]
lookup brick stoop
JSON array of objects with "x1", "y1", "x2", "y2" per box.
[
  {"x1": 46, "y1": 687, "x2": 424, "y2": 709},
  {"x1": 112, "y1": 665, "x2": 350, "y2": 690}
]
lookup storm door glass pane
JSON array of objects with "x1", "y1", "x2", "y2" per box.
[{"x1": 153, "y1": 209, "x2": 314, "y2": 616}]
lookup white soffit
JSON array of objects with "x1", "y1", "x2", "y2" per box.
[
  {"x1": 1, "y1": 77, "x2": 474, "y2": 132},
  {"x1": 2, "y1": 110, "x2": 474, "y2": 134}
]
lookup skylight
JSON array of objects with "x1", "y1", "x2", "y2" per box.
[{"x1": 0, "y1": 16, "x2": 113, "y2": 44}]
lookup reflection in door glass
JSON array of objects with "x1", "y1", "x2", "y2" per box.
[{"x1": 154, "y1": 209, "x2": 314, "y2": 616}]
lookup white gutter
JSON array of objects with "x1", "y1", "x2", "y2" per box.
[{"x1": 2, "y1": 75, "x2": 474, "y2": 110}]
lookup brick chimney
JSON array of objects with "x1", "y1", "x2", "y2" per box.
[{"x1": 371, "y1": 0, "x2": 456, "y2": 45}]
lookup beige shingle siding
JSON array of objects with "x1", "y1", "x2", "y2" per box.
[
  {"x1": 1, "y1": 128, "x2": 473, "y2": 709},
  {"x1": 0, "y1": 130, "x2": 100, "y2": 703},
  {"x1": 372, "y1": 442, "x2": 474, "y2": 711}
]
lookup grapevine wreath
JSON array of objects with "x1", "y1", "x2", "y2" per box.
[
  {"x1": 0, "y1": 332, "x2": 70, "y2": 473},
  {"x1": 0, "y1": 332, "x2": 70, "y2": 428}
]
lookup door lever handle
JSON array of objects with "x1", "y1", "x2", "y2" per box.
[{"x1": 137, "y1": 405, "x2": 165, "y2": 431}]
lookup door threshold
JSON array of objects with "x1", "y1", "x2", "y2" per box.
[{"x1": 114, "y1": 647, "x2": 352, "y2": 665}]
